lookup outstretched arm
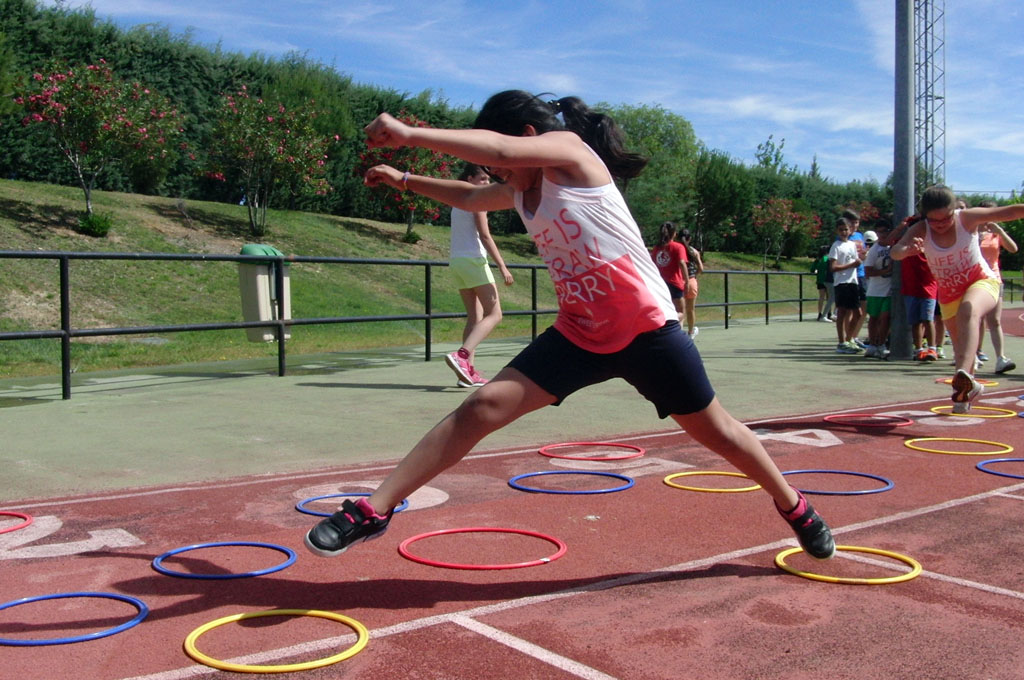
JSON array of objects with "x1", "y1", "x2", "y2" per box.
[
  {"x1": 363, "y1": 113, "x2": 608, "y2": 187},
  {"x1": 959, "y1": 204, "x2": 1024, "y2": 232},
  {"x1": 364, "y1": 164, "x2": 514, "y2": 212}
]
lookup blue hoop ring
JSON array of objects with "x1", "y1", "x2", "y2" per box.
[
  {"x1": 152, "y1": 541, "x2": 296, "y2": 579},
  {"x1": 0, "y1": 592, "x2": 148, "y2": 646},
  {"x1": 781, "y1": 469, "x2": 894, "y2": 495},
  {"x1": 508, "y1": 470, "x2": 634, "y2": 494},
  {"x1": 975, "y1": 458, "x2": 1024, "y2": 480},
  {"x1": 295, "y1": 492, "x2": 408, "y2": 517}
]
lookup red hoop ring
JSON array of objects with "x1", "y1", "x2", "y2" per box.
[
  {"x1": 0, "y1": 511, "x2": 33, "y2": 535},
  {"x1": 538, "y1": 441, "x2": 645, "y2": 461},
  {"x1": 823, "y1": 413, "x2": 914, "y2": 428},
  {"x1": 398, "y1": 527, "x2": 567, "y2": 570}
]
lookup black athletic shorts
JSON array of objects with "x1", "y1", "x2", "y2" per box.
[
  {"x1": 834, "y1": 282, "x2": 860, "y2": 310},
  {"x1": 507, "y1": 320, "x2": 715, "y2": 418}
]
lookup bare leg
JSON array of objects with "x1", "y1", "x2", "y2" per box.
[
  {"x1": 950, "y1": 289, "x2": 998, "y2": 374},
  {"x1": 672, "y1": 398, "x2": 797, "y2": 510},
  {"x1": 458, "y1": 282, "x2": 502, "y2": 366},
  {"x1": 369, "y1": 368, "x2": 555, "y2": 511},
  {"x1": 986, "y1": 297, "x2": 1006, "y2": 358},
  {"x1": 684, "y1": 297, "x2": 697, "y2": 334},
  {"x1": 835, "y1": 308, "x2": 850, "y2": 344}
]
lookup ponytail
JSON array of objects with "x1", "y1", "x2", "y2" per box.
[
  {"x1": 658, "y1": 221, "x2": 677, "y2": 246},
  {"x1": 474, "y1": 90, "x2": 648, "y2": 181},
  {"x1": 555, "y1": 96, "x2": 648, "y2": 180}
]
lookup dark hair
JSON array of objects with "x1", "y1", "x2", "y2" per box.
[
  {"x1": 841, "y1": 208, "x2": 860, "y2": 221},
  {"x1": 874, "y1": 217, "x2": 892, "y2": 230},
  {"x1": 679, "y1": 228, "x2": 692, "y2": 242},
  {"x1": 473, "y1": 90, "x2": 648, "y2": 180},
  {"x1": 979, "y1": 200, "x2": 997, "y2": 208},
  {"x1": 658, "y1": 221, "x2": 677, "y2": 246},
  {"x1": 835, "y1": 217, "x2": 851, "y2": 230},
  {"x1": 458, "y1": 162, "x2": 484, "y2": 182},
  {"x1": 918, "y1": 185, "x2": 956, "y2": 215}
]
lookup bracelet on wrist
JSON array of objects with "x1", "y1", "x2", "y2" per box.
[{"x1": 401, "y1": 171, "x2": 410, "y2": 191}]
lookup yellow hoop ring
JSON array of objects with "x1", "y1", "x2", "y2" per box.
[
  {"x1": 775, "y1": 545, "x2": 922, "y2": 585},
  {"x1": 936, "y1": 377, "x2": 999, "y2": 386},
  {"x1": 903, "y1": 437, "x2": 1014, "y2": 456},
  {"x1": 929, "y1": 405, "x2": 1018, "y2": 418},
  {"x1": 184, "y1": 609, "x2": 368, "y2": 673},
  {"x1": 663, "y1": 471, "x2": 761, "y2": 493}
]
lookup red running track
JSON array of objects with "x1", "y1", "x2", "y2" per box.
[{"x1": 2, "y1": 391, "x2": 1024, "y2": 679}]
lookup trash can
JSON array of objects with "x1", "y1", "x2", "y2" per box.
[{"x1": 238, "y1": 243, "x2": 291, "y2": 342}]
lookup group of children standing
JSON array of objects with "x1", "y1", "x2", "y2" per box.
[{"x1": 822, "y1": 192, "x2": 1022, "y2": 413}]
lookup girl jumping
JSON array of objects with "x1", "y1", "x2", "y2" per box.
[
  {"x1": 891, "y1": 186, "x2": 1024, "y2": 412},
  {"x1": 304, "y1": 90, "x2": 835, "y2": 561}
]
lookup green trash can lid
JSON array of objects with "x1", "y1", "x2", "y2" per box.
[{"x1": 240, "y1": 243, "x2": 285, "y2": 263}]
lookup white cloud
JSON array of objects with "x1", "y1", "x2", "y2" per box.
[{"x1": 852, "y1": 0, "x2": 896, "y2": 73}]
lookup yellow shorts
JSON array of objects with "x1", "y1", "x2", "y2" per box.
[
  {"x1": 450, "y1": 257, "x2": 494, "y2": 290},
  {"x1": 939, "y1": 277, "x2": 1000, "y2": 320}
]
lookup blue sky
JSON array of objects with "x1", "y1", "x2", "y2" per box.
[{"x1": 54, "y1": 0, "x2": 1024, "y2": 196}]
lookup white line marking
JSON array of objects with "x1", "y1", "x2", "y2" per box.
[
  {"x1": 121, "y1": 479, "x2": 1024, "y2": 680},
  {"x1": 836, "y1": 551, "x2": 1024, "y2": 601},
  {"x1": 451, "y1": 615, "x2": 618, "y2": 680},
  {"x1": 830, "y1": 481, "x2": 1024, "y2": 537},
  {"x1": 6, "y1": 388, "x2": 1020, "y2": 512}
]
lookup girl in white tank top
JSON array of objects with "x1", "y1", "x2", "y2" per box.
[
  {"x1": 891, "y1": 185, "x2": 1024, "y2": 412},
  {"x1": 307, "y1": 91, "x2": 841, "y2": 564}
]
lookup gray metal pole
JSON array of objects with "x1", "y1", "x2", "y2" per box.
[{"x1": 891, "y1": 0, "x2": 916, "y2": 360}]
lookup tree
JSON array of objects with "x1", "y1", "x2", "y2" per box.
[
  {"x1": 693, "y1": 148, "x2": 753, "y2": 251},
  {"x1": 207, "y1": 85, "x2": 338, "y2": 237},
  {"x1": 755, "y1": 134, "x2": 794, "y2": 174},
  {"x1": 601, "y1": 103, "x2": 699, "y2": 242},
  {"x1": 15, "y1": 59, "x2": 182, "y2": 217},
  {"x1": 357, "y1": 110, "x2": 455, "y2": 242},
  {"x1": 0, "y1": 32, "x2": 16, "y2": 116},
  {"x1": 838, "y1": 199, "x2": 880, "y2": 223},
  {"x1": 751, "y1": 197, "x2": 821, "y2": 268}
]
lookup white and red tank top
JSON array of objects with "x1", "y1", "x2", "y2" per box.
[
  {"x1": 515, "y1": 176, "x2": 674, "y2": 353},
  {"x1": 923, "y1": 210, "x2": 998, "y2": 304}
]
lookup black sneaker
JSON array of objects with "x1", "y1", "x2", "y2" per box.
[
  {"x1": 304, "y1": 498, "x2": 393, "y2": 558},
  {"x1": 776, "y1": 489, "x2": 836, "y2": 560}
]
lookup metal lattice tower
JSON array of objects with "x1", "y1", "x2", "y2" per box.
[{"x1": 914, "y1": 0, "x2": 945, "y2": 187}]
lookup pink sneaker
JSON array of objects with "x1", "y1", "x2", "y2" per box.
[
  {"x1": 445, "y1": 349, "x2": 474, "y2": 383},
  {"x1": 457, "y1": 367, "x2": 488, "y2": 388}
]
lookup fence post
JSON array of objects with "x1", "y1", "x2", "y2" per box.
[
  {"x1": 531, "y1": 268, "x2": 538, "y2": 339},
  {"x1": 60, "y1": 255, "x2": 71, "y2": 400},
  {"x1": 798, "y1": 273, "x2": 804, "y2": 320},
  {"x1": 764, "y1": 273, "x2": 770, "y2": 325},
  {"x1": 424, "y1": 263, "x2": 432, "y2": 361},
  {"x1": 724, "y1": 272, "x2": 730, "y2": 330},
  {"x1": 274, "y1": 258, "x2": 286, "y2": 377}
]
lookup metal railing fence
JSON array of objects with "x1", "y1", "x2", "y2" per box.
[{"x1": 1, "y1": 249, "x2": 837, "y2": 399}]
